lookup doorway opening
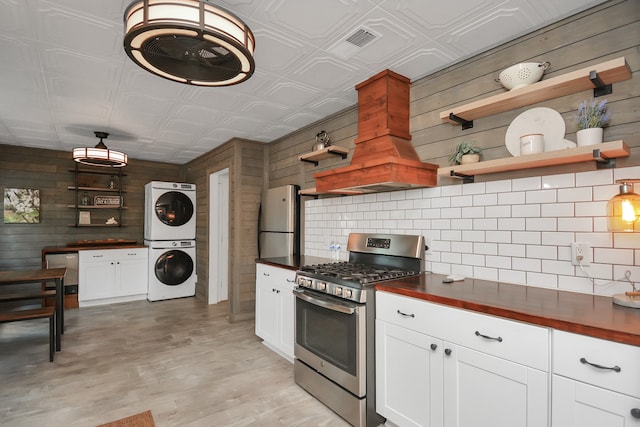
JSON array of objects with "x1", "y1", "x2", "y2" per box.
[{"x1": 208, "y1": 168, "x2": 229, "y2": 304}]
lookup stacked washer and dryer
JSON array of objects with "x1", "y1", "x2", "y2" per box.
[{"x1": 144, "y1": 181, "x2": 197, "y2": 301}]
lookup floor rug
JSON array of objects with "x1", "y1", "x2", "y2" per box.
[{"x1": 96, "y1": 410, "x2": 156, "y2": 427}]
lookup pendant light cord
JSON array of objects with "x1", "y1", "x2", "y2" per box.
[{"x1": 576, "y1": 258, "x2": 637, "y2": 293}]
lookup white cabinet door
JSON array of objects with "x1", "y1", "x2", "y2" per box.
[
  {"x1": 376, "y1": 320, "x2": 443, "y2": 427},
  {"x1": 79, "y1": 259, "x2": 115, "y2": 301},
  {"x1": 255, "y1": 263, "x2": 296, "y2": 361},
  {"x1": 278, "y1": 278, "x2": 296, "y2": 360},
  {"x1": 255, "y1": 268, "x2": 280, "y2": 345},
  {"x1": 443, "y1": 343, "x2": 549, "y2": 427},
  {"x1": 114, "y1": 250, "x2": 148, "y2": 297},
  {"x1": 552, "y1": 375, "x2": 640, "y2": 427}
]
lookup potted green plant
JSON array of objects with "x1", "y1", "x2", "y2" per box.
[
  {"x1": 449, "y1": 142, "x2": 482, "y2": 165},
  {"x1": 576, "y1": 98, "x2": 610, "y2": 147}
]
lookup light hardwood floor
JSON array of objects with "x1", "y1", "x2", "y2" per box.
[{"x1": 0, "y1": 298, "x2": 349, "y2": 427}]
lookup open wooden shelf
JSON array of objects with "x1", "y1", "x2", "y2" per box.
[
  {"x1": 299, "y1": 187, "x2": 363, "y2": 196},
  {"x1": 68, "y1": 186, "x2": 127, "y2": 192},
  {"x1": 440, "y1": 57, "x2": 631, "y2": 127},
  {"x1": 438, "y1": 140, "x2": 629, "y2": 181},
  {"x1": 67, "y1": 205, "x2": 127, "y2": 209},
  {"x1": 299, "y1": 145, "x2": 349, "y2": 166}
]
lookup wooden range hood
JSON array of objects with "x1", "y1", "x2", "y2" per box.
[{"x1": 314, "y1": 70, "x2": 438, "y2": 193}]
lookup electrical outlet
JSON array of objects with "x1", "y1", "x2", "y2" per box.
[
  {"x1": 425, "y1": 237, "x2": 432, "y2": 255},
  {"x1": 571, "y1": 242, "x2": 591, "y2": 266}
]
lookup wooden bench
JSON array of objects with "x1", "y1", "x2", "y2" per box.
[
  {"x1": 0, "y1": 289, "x2": 56, "y2": 303},
  {"x1": 0, "y1": 307, "x2": 55, "y2": 362}
]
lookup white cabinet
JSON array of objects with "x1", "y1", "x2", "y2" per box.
[
  {"x1": 79, "y1": 248, "x2": 148, "y2": 306},
  {"x1": 551, "y1": 330, "x2": 640, "y2": 426},
  {"x1": 255, "y1": 263, "x2": 296, "y2": 362},
  {"x1": 376, "y1": 291, "x2": 550, "y2": 427}
]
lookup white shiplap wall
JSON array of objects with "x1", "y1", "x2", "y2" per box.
[{"x1": 304, "y1": 165, "x2": 640, "y2": 297}]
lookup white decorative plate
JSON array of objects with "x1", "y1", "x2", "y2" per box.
[{"x1": 505, "y1": 107, "x2": 574, "y2": 156}]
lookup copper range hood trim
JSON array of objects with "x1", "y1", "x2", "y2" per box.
[{"x1": 314, "y1": 69, "x2": 438, "y2": 194}]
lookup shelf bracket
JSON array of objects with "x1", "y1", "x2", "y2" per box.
[
  {"x1": 449, "y1": 113, "x2": 473, "y2": 130},
  {"x1": 593, "y1": 148, "x2": 616, "y2": 169},
  {"x1": 449, "y1": 170, "x2": 475, "y2": 183},
  {"x1": 590, "y1": 70, "x2": 612, "y2": 97},
  {"x1": 300, "y1": 158, "x2": 320, "y2": 166}
]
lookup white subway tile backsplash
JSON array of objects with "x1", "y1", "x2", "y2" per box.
[
  {"x1": 473, "y1": 193, "x2": 498, "y2": 206},
  {"x1": 527, "y1": 245, "x2": 558, "y2": 260},
  {"x1": 499, "y1": 191, "x2": 525, "y2": 205},
  {"x1": 525, "y1": 217, "x2": 557, "y2": 231},
  {"x1": 542, "y1": 173, "x2": 575, "y2": 189},
  {"x1": 526, "y1": 189, "x2": 556, "y2": 204},
  {"x1": 499, "y1": 243, "x2": 525, "y2": 257},
  {"x1": 304, "y1": 165, "x2": 639, "y2": 298},
  {"x1": 595, "y1": 248, "x2": 633, "y2": 265},
  {"x1": 558, "y1": 186, "x2": 592, "y2": 202},
  {"x1": 541, "y1": 203, "x2": 574, "y2": 217},
  {"x1": 513, "y1": 257, "x2": 541, "y2": 272},
  {"x1": 575, "y1": 201, "x2": 607, "y2": 217},
  {"x1": 498, "y1": 218, "x2": 526, "y2": 231},
  {"x1": 558, "y1": 217, "x2": 592, "y2": 232},
  {"x1": 512, "y1": 204, "x2": 540, "y2": 218},
  {"x1": 576, "y1": 169, "x2": 612, "y2": 187},
  {"x1": 486, "y1": 180, "x2": 512, "y2": 194},
  {"x1": 513, "y1": 176, "x2": 542, "y2": 191}
]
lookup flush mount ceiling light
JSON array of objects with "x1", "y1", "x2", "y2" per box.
[
  {"x1": 123, "y1": 0, "x2": 255, "y2": 86},
  {"x1": 607, "y1": 179, "x2": 640, "y2": 232},
  {"x1": 73, "y1": 132, "x2": 128, "y2": 168}
]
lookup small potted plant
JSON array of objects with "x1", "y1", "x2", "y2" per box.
[
  {"x1": 449, "y1": 142, "x2": 482, "y2": 165},
  {"x1": 576, "y1": 98, "x2": 610, "y2": 146}
]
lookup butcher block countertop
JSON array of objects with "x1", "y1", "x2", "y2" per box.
[{"x1": 376, "y1": 273, "x2": 640, "y2": 347}]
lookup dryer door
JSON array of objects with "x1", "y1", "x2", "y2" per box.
[
  {"x1": 154, "y1": 191, "x2": 194, "y2": 227},
  {"x1": 154, "y1": 250, "x2": 194, "y2": 286}
]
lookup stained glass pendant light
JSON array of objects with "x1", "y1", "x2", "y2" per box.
[
  {"x1": 73, "y1": 132, "x2": 128, "y2": 168},
  {"x1": 123, "y1": 0, "x2": 255, "y2": 86}
]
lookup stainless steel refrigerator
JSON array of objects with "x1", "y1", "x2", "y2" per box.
[{"x1": 258, "y1": 184, "x2": 300, "y2": 258}]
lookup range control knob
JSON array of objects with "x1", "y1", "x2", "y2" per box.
[
  {"x1": 343, "y1": 289, "x2": 353, "y2": 299},
  {"x1": 317, "y1": 282, "x2": 327, "y2": 291},
  {"x1": 334, "y1": 287, "x2": 343, "y2": 297}
]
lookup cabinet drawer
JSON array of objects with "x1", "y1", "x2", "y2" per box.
[
  {"x1": 376, "y1": 291, "x2": 442, "y2": 336},
  {"x1": 553, "y1": 330, "x2": 640, "y2": 398},
  {"x1": 376, "y1": 291, "x2": 549, "y2": 370},
  {"x1": 444, "y1": 307, "x2": 549, "y2": 371},
  {"x1": 80, "y1": 248, "x2": 147, "y2": 263},
  {"x1": 256, "y1": 263, "x2": 296, "y2": 284}
]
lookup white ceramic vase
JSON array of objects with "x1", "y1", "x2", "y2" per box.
[
  {"x1": 576, "y1": 128, "x2": 603, "y2": 147},
  {"x1": 460, "y1": 153, "x2": 480, "y2": 164}
]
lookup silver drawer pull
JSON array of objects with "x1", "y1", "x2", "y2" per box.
[
  {"x1": 475, "y1": 330, "x2": 503, "y2": 342},
  {"x1": 286, "y1": 278, "x2": 295, "y2": 283},
  {"x1": 396, "y1": 309, "x2": 415, "y2": 318},
  {"x1": 580, "y1": 357, "x2": 621, "y2": 373}
]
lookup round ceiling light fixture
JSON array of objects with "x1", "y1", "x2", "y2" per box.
[
  {"x1": 72, "y1": 132, "x2": 128, "y2": 168},
  {"x1": 123, "y1": 0, "x2": 255, "y2": 86}
]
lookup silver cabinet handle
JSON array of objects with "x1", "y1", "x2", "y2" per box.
[
  {"x1": 444, "y1": 348, "x2": 452, "y2": 356},
  {"x1": 475, "y1": 330, "x2": 503, "y2": 342},
  {"x1": 286, "y1": 278, "x2": 295, "y2": 283},
  {"x1": 263, "y1": 272, "x2": 270, "y2": 276},
  {"x1": 630, "y1": 408, "x2": 640, "y2": 419},
  {"x1": 580, "y1": 357, "x2": 621, "y2": 373},
  {"x1": 396, "y1": 309, "x2": 415, "y2": 318},
  {"x1": 430, "y1": 343, "x2": 437, "y2": 351}
]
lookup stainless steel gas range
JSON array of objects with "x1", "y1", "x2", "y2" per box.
[{"x1": 294, "y1": 233, "x2": 426, "y2": 427}]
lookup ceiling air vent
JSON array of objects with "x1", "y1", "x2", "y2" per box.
[
  {"x1": 328, "y1": 27, "x2": 379, "y2": 60},
  {"x1": 345, "y1": 28, "x2": 377, "y2": 48}
]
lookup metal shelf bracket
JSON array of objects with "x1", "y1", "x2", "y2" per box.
[
  {"x1": 449, "y1": 113, "x2": 473, "y2": 130},
  {"x1": 590, "y1": 70, "x2": 612, "y2": 97},
  {"x1": 300, "y1": 158, "x2": 320, "y2": 166},
  {"x1": 593, "y1": 148, "x2": 616, "y2": 169},
  {"x1": 449, "y1": 170, "x2": 475, "y2": 183}
]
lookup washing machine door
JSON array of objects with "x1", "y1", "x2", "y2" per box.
[
  {"x1": 154, "y1": 191, "x2": 194, "y2": 227},
  {"x1": 154, "y1": 250, "x2": 194, "y2": 286}
]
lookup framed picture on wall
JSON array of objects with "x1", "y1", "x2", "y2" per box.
[
  {"x1": 4, "y1": 188, "x2": 40, "y2": 224},
  {"x1": 79, "y1": 211, "x2": 91, "y2": 225}
]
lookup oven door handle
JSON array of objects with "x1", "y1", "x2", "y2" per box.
[{"x1": 293, "y1": 289, "x2": 356, "y2": 315}]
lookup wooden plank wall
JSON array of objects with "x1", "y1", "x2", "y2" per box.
[
  {"x1": 184, "y1": 138, "x2": 265, "y2": 322},
  {"x1": 0, "y1": 144, "x2": 182, "y2": 269},
  {"x1": 268, "y1": 0, "x2": 639, "y2": 189}
]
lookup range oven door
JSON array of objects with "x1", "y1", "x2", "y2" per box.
[{"x1": 294, "y1": 287, "x2": 366, "y2": 397}]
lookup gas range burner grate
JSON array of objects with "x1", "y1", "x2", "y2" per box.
[{"x1": 300, "y1": 262, "x2": 417, "y2": 284}]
